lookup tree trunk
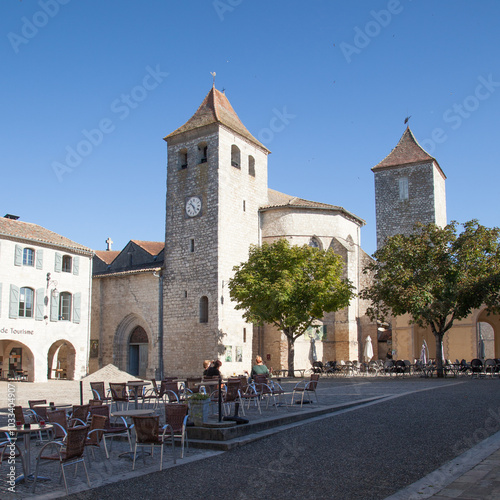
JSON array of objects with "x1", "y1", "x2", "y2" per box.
[
  {"x1": 434, "y1": 332, "x2": 445, "y2": 378},
  {"x1": 287, "y1": 335, "x2": 295, "y2": 377}
]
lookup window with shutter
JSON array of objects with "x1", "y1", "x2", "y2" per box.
[
  {"x1": 36, "y1": 249, "x2": 43, "y2": 270},
  {"x1": 59, "y1": 292, "x2": 72, "y2": 321},
  {"x1": 9, "y1": 285, "x2": 20, "y2": 319},
  {"x1": 19, "y1": 287, "x2": 34, "y2": 318},
  {"x1": 73, "y1": 292, "x2": 81, "y2": 324},
  {"x1": 73, "y1": 256, "x2": 80, "y2": 276},
  {"x1": 50, "y1": 294, "x2": 58, "y2": 322},
  {"x1": 14, "y1": 245, "x2": 22, "y2": 266},
  {"x1": 54, "y1": 252, "x2": 62, "y2": 272},
  {"x1": 35, "y1": 288, "x2": 44, "y2": 321}
]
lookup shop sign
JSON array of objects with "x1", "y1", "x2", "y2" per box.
[{"x1": 0, "y1": 327, "x2": 35, "y2": 335}]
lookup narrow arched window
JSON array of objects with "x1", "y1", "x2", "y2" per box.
[
  {"x1": 179, "y1": 148, "x2": 188, "y2": 169},
  {"x1": 309, "y1": 237, "x2": 321, "y2": 249},
  {"x1": 231, "y1": 145, "x2": 240, "y2": 168},
  {"x1": 59, "y1": 292, "x2": 72, "y2": 321},
  {"x1": 248, "y1": 155, "x2": 255, "y2": 177},
  {"x1": 19, "y1": 287, "x2": 34, "y2": 318},
  {"x1": 199, "y1": 296, "x2": 208, "y2": 323},
  {"x1": 198, "y1": 142, "x2": 208, "y2": 164},
  {"x1": 62, "y1": 255, "x2": 72, "y2": 273}
]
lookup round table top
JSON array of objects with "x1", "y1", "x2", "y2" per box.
[
  {"x1": 111, "y1": 409, "x2": 155, "y2": 418},
  {"x1": 32, "y1": 403, "x2": 72, "y2": 409},
  {"x1": 0, "y1": 423, "x2": 54, "y2": 434},
  {"x1": 126, "y1": 381, "x2": 151, "y2": 387}
]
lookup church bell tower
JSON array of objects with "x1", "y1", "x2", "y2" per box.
[
  {"x1": 372, "y1": 127, "x2": 447, "y2": 250},
  {"x1": 162, "y1": 86, "x2": 270, "y2": 376}
]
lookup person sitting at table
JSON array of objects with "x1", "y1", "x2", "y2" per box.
[
  {"x1": 250, "y1": 355, "x2": 270, "y2": 380},
  {"x1": 205, "y1": 359, "x2": 222, "y2": 377},
  {"x1": 202, "y1": 359, "x2": 211, "y2": 376}
]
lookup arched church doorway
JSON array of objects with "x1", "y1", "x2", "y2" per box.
[
  {"x1": 128, "y1": 326, "x2": 148, "y2": 378},
  {"x1": 47, "y1": 340, "x2": 76, "y2": 379}
]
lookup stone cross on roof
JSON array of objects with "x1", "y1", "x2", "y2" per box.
[{"x1": 106, "y1": 237, "x2": 113, "y2": 251}]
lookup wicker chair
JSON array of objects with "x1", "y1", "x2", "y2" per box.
[
  {"x1": 28, "y1": 400, "x2": 48, "y2": 421},
  {"x1": 47, "y1": 409, "x2": 69, "y2": 440},
  {"x1": 238, "y1": 375, "x2": 261, "y2": 414},
  {"x1": 222, "y1": 378, "x2": 245, "y2": 416},
  {"x1": 142, "y1": 379, "x2": 162, "y2": 409},
  {"x1": 85, "y1": 414, "x2": 107, "y2": 465},
  {"x1": 291, "y1": 374, "x2": 320, "y2": 407},
  {"x1": 90, "y1": 381, "x2": 112, "y2": 404},
  {"x1": 131, "y1": 415, "x2": 176, "y2": 471},
  {"x1": 71, "y1": 404, "x2": 90, "y2": 425},
  {"x1": 160, "y1": 380, "x2": 181, "y2": 403},
  {"x1": 164, "y1": 403, "x2": 189, "y2": 458},
  {"x1": 185, "y1": 377, "x2": 202, "y2": 394},
  {"x1": 253, "y1": 374, "x2": 278, "y2": 410},
  {"x1": 32, "y1": 425, "x2": 90, "y2": 495},
  {"x1": 88, "y1": 404, "x2": 132, "y2": 458},
  {"x1": 109, "y1": 383, "x2": 129, "y2": 412}
]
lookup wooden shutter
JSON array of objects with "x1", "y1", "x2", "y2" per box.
[
  {"x1": 73, "y1": 292, "x2": 81, "y2": 324},
  {"x1": 36, "y1": 249, "x2": 43, "y2": 270},
  {"x1": 54, "y1": 252, "x2": 62, "y2": 272},
  {"x1": 9, "y1": 285, "x2": 20, "y2": 318},
  {"x1": 73, "y1": 256, "x2": 80, "y2": 276},
  {"x1": 14, "y1": 245, "x2": 22, "y2": 266},
  {"x1": 50, "y1": 294, "x2": 58, "y2": 322},
  {"x1": 35, "y1": 288, "x2": 45, "y2": 321}
]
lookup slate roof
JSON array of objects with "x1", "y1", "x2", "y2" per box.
[
  {"x1": 262, "y1": 189, "x2": 365, "y2": 226},
  {"x1": 0, "y1": 216, "x2": 93, "y2": 254},
  {"x1": 131, "y1": 240, "x2": 164, "y2": 256},
  {"x1": 94, "y1": 250, "x2": 120, "y2": 265},
  {"x1": 372, "y1": 127, "x2": 446, "y2": 178},
  {"x1": 164, "y1": 86, "x2": 270, "y2": 153}
]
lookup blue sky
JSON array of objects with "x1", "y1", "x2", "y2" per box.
[{"x1": 1, "y1": 0, "x2": 499, "y2": 257}]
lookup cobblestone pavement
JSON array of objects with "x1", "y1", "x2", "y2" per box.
[{"x1": 1, "y1": 374, "x2": 499, "y2": 498}]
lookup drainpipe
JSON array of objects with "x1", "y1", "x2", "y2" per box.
[{"x1": 154, "y1": 271, "x2": 164, "y2": 380}]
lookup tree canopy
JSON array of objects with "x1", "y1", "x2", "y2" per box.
[
  {"x1": 360, "y1": 220, "x2": 500, "y2": 376},
  {"x1": 228, "y1": 239, "x2": 354, "y2": 375}
]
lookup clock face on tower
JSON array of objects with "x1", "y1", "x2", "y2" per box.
[{"x1": 185, "y1": 196, "x2": 202, "y2": 217}]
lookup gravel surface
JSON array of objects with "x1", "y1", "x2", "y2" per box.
[{"x1": 66, "y1": 378, "x2": 500, "y2": 500}]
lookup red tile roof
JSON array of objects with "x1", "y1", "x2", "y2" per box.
[
  {"x1": 372, "y1": 127, "x2": 446, "y2": 178},
  {"x1": 262, "y1": 189, "x2": 365, "y2": 226},
  {"x1": 0, "y1": 217, "x2": 93, "y2": 254},
  {"x1": 164, "y1": 86, "x2": 270, "y2": 153}
]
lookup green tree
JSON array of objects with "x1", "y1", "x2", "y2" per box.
[
  {"x1": 228, "y1": 239, "x2": 355, "y2": 376},
  {"x1": 361, "y1": 220, "x2": 500, "y2": 377}
]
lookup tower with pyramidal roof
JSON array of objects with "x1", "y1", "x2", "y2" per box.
[
  {"x1": 372, "y1": 127, "x2": 447, "y2": 250},
  {"x1": 162, "y1": 86, "x2": 270, "y2": 373}
]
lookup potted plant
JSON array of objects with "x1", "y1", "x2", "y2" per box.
[{"x1": 187, "y1": 392, "x2": 210, "y2": 426}]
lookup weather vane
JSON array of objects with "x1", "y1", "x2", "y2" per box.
[
  {"x1": 404, "y1": 115, "x2": 411, "y2": 125},
  {"x1": 210, "y1": 71, "x2": 216, "y2": 86}
]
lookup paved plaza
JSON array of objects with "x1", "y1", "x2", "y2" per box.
[{"x1": 1, "y1": 374, "x2": 500, "y2": 499}]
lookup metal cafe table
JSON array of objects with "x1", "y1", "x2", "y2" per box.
[
  {"x1": 0, "y1": 423, "x2": 54, "y2": 483},
  {"x1": 126, "y1": 381, "x2": 151, "y2": 409},
  {"x1": 111, "y1": 408, "x2": 156, "y2": 459}
]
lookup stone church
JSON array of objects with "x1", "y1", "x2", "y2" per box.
[
  {"x1": 91, "y1": 86, "x2": 377, "y2": 378},
  {"x1": 90, "y1": 87, "x2": 498, "y2": 379}
]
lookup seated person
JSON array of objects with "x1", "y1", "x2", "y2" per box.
[
  {"x1": 202, "y1": 359, "x2": 211, "y2": 376},
  {"x1": 205, "y1": 360, "x2": 222, "y2": 377},
  {"x1": 250, "y1": 355, "x2": 270, "y2": 380}
]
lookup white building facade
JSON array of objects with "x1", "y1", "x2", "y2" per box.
[{"x1": 0, "y1": 216, "x2": 93, "y2": 382}]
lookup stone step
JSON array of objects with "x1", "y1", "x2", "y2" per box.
[{"x1": 186, "y1": 396, "x2": 384, "y2": 451}]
